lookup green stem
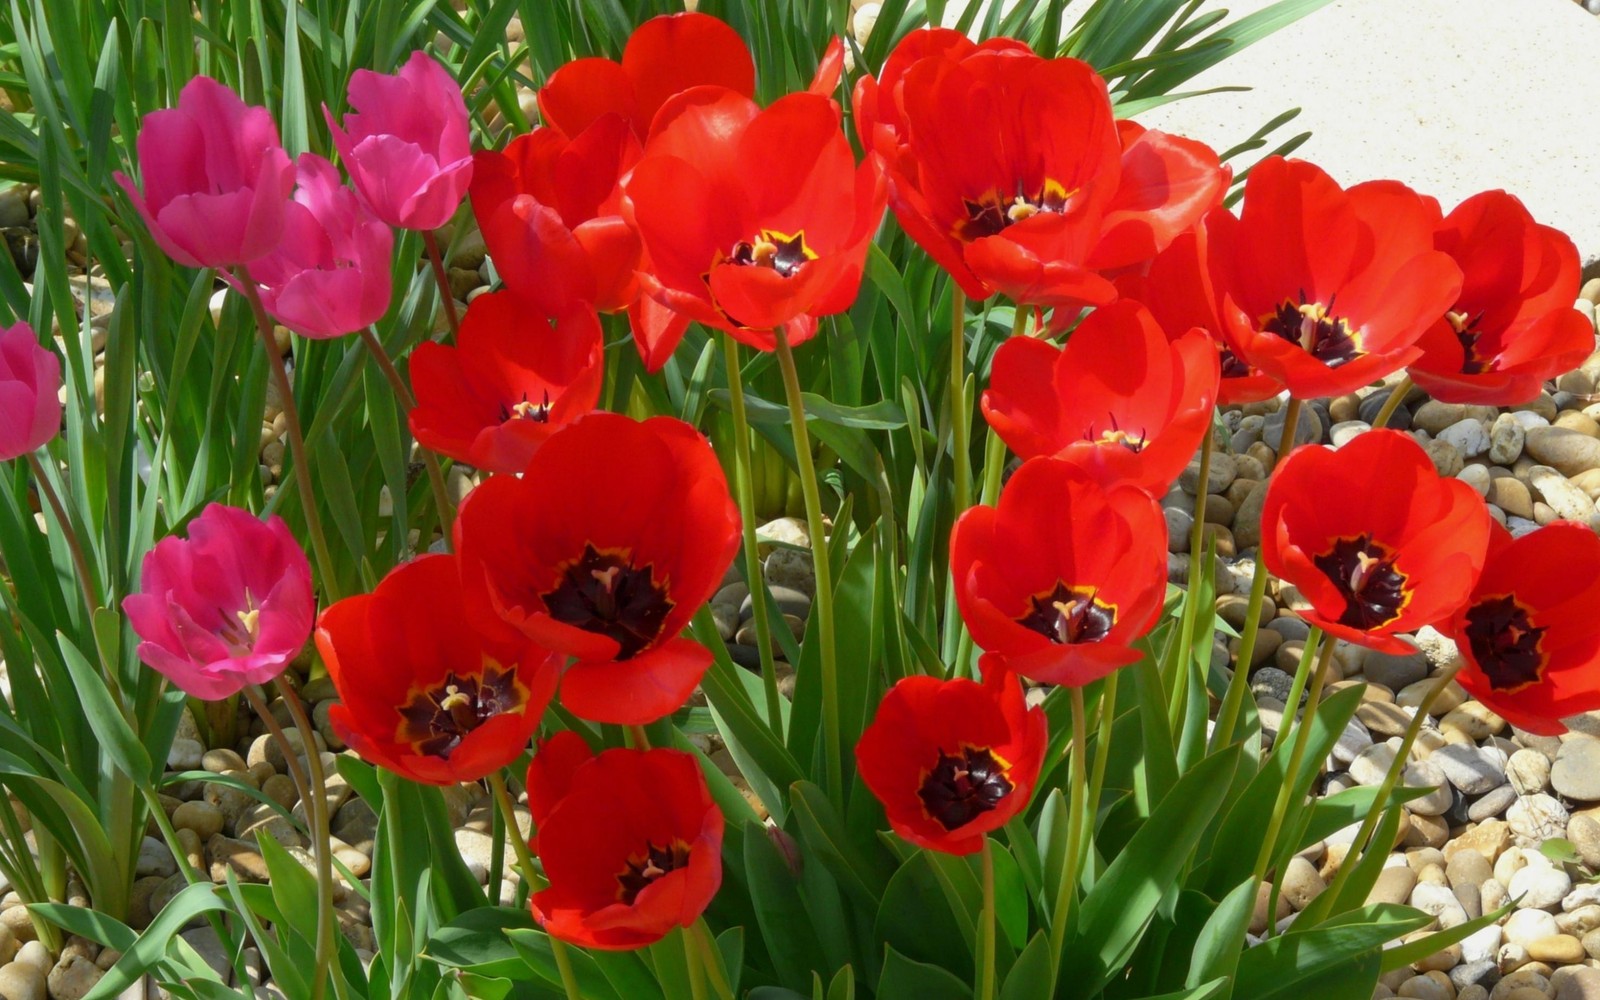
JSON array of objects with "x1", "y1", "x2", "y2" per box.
[
  {"x1": 359, "y1": 326, "x2": 454, "y2": 544},
  {"x1": 684, "y1": 926, "x2": 710, "y2": 1000},
  {"x1": 1325, "y1": 661, "x2": 1463, "y2": 909},
  {"x1": 275, "y1": 677, "x2": 342, "y2": 1000},
  {"x1": 693, "y1": 920, "x2": 736, "y2": 1000},
  {"x1": 950, "y1": 286, "x2": 972, "y2": 514},
  {"x1": 1189, "y1": 421, "x2": 1212, "y2": 561},
  {"x1": 1086, "y1": 669, "x2": 1119, "y2": 837},
  {"x1": 773, "y1": 326, "x2": 842, "y2": 801},
  {"x1": 240, "y1": 685, "x2": 311, "y2": 818},
  {"x1": 236, "y1": 273, "x2": 339, "y2": 599},
  {"x1": 1047, "y1": 687, "x2": 1090, "y2": 973},
  {"x1": 1370, "y1": 376, "x2": 1412, "y2": 430},
  {"x1": 1210, "y1": 554, "x2": 1271, "y2": 749},
  {"x1": 978, "y1": 837, "x2": 997, "y2": 1000},
  {"x1": 1275, "y1": 396, "x2": 1304, "y2": 460},
  {"x1": 492, "y1": 771, "x2": 586, "y2": 1000},
  {"x1": 1251, "y1": 634, "x2": 1335, "y2": 887},
  {"x1": 721, "y1": 334, "x2": 783, "y2": 739},
  {"x1": 421, "y1": 230, "x2": 460, "y2": 337}
]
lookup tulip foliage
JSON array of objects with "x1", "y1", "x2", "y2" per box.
[{"x1": 4, "y1": 2, "x2": 1600, "y2": 1000}]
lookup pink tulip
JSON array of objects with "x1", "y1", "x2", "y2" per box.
[
  {"x1": 0, "y1": 322, "x2": 61, "y2": 460},
  {"x1": 114, "y1": 76, "x2": 296, "y2": 269},
  {"x1": 235, "y1": 154, "x2": 394, "y2": 338},
  {"x1": 324, "y1": 51, "x2": 473, "y2": 231},
  {"x1": 125, "y1": 504, "x2": 314, "y2": 700}
]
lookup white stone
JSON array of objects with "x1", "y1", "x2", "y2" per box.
[
  {"x1": 1564, "y1": 883, "x2": 1600, "y2": 912},
  {"x1": 1511, "y1": 410, "x2": 1552, "y2": 431},
  {"x1": 1410, "y1": 882, "x2": 1469, "y2": 929},
  {"x1": 1438, "y1": 418, "x2": 1491, "y2": 458},
  {"x1": 1505, "y1": 908, "x2": 1560, "y2": 945},
  {"x1": 1459, "y1": 923, "x2": 1503, "y2": 964},
  {"x1": 1403, "y1": 760, "x2": 1452, "y2": 816},
  {"x1": 1528, "y1": 465, "x2": 1597, "y2": 522},
  {"x1": 1138, "y1": 0, "x2": 1600, "y2": 276},
  {"x1": 1508, "y1": 863, "x2": 1571, "y2": 911},
  {"x1": 1508, "y1": 793, "x2": 1570, "y2": 842}
]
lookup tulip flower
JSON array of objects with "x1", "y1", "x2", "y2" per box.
[
  {"x1": 230, "y1": 154, "x2": 394, "y2": 339},
  {"x1": 1198, "y1": 157, "x2": 1463, "y2": 399},
  {"x1": 537, "y1": 12, "x2": 756, "y2": 141},
  {"x1": 1261, "y1": 430, "x2": 1492, "y2": 654},
  {"x1": 528, "y1": 734, "x2": 724, "y2": 950},
  {"x1": 1446, "y1": 522, "x2": 1600, "y2": 735},
  {"x1": 124, "y1": 504, "x2": 314, "y2": 700},
  {"x1": 855, "y1": 670, "x2": 1047, "y2": 855},
  {"x1": 981, "y1": 300, "x2": 1220, "y2": 496},
  {"x1": 454, "y1": 413, "x2": 740, "y2": 724},
  {"x1": 114, "y1": 76, "x2": 296, "y2": 269},
  {"x1": 626, "y1": 87, "x2": 886, "y2": 351},
  {"x1": 854, "y1": 29, "x2": 1224, "y2": 307},
  {"x1": 0, "y1": 322, "x2": 61, "y2": 460},
  {"x1": 469, "y1": 120, "x2": 643, "y2": 316},
  {"x1": 951, "y1": 457, "x2": 1168, "y2": 686},
  {"x1": 315, "y1": 554, "x2": 560, "y2": 785},
  {"x1": 1407, "y1": 190, "x2": 1592, "y2": 405},
  {"x1": 408, "y1": 289, "x2": 604, "y2": 474},
  {"x1": 325, "y1": 51, "x2": 473, "y2": 232}
]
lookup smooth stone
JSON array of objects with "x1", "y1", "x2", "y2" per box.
[
  {"x1": 1281, "y1": 856, "x2": 1326, "y2": 910},
  {"x1": 1509, "y1": 749, "x2": 1554, "y2": 796},
  {"x1": 1527, "y1": 427, "x2": 1600, "y2": 477},
  {"x1": 1507, "y1": 908, "x2": 1562, "y2": 946},
  {"x1": 1552, "y1": 739, "x2": 1600, "y2": 801},
  {"x1": 1180, "y1": 450, "x2": 1236, "y2": 495},
  {"x1": 1411, "y1": 881, "x2": 1470, "y2": 928},
  {"x1": 1424, "y1": 438, "x2": 1465, "y2": 477},
  {"x1": 1434, "y1": 743, "x2": 1511, "y2": 795},
  {"x1": 1509, "y1": 864, "x2": 1572, "y2": 911},
  {"x1": 45, "y1": 954, "x2": 102, "y2": 1000},
  {"x1": 739, "y1": 585, "x2": 811, "y2": 620},
  {"x1": 1509, "y1": 794, "x2": 1571, "y2": 842},
  {"x1": 1529, "y1": 465, "x2": 1597, "y2": 521},
  {"x1": 1491, "y1": 476, "x2": 1537, "y2": 519},
  {"x1": 1440, "y1": 417, "x2": 1493, "y2": 457},
  {"x1": 1369, "y1": 865, "x2": 1418, "y2": 906},
  {"x1": 1527, "y1": 934, "x2": 1587, "y2": 965},
  {"x1": 1570, "y1": 814, "x2": 1600, "y2": 869},
  {"x1": 1329, "y1": 420, "x2": 1369, "y2": 447},
  {"x1": 1449, "y1": 849, "x2": 1495, "y2": 890},
  {"x1": 1262, "y1": 404, "x2": 1322, "y2": 452},
  {"x1": 1471, "y1": 785, "x2": 1519, "y2": 823},
  {"x1": 0, "y1": 962, "x2": 44, "y2": 1000},
  {"x1": 1352, "y1": 741, "x2": 1401, "y2": 786},
  {"x1": 1363, "y1": 643, "x2": 1429, "y2": 693},
  {"x1": 134, "y1": 837, "x2": 176, "y2": 878},
  {"x1": 166, "y1": 738, "x2": 204, "y2": 772},
  {"x1": 1398, "y1": 974, "x2": 1452, "y2": 1000},
  {"x1": 1460, "y1": 464, "x2": 1493, "y2": 496},
  {"x1": 1405, "y1": 760, "x2": 1454, "y2": 816},
  {"x1": 1358, "y1": 700, "x2": 1413, "y2": 738},
  {"x1": 1556, "y1": 968, "x2": 1600, "y2": 1000},
  {"x1": 1492, "y1": 413, "x2": 1529, "y2": 465}
]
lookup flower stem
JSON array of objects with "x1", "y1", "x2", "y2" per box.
[
  {"x1": 236, "y1": 273, "x2": 339, "y2": 599},
  {"x1": 1210, "y1": 554, "x2": 1272, "y2": 750},
  {"x1": 978, "y1": 836, "x2": 997, "y2": 1000},
  {"x1": 721, "y1": 334, "x2": 783, "y2": 739},
  {"x1": 693, "y1": 920, "x2": 736, "y2": 1000},
  {"x1": 773, "y1": 326, "x2": 842, "y2": 802},
  {"x1": 684, "y1": 927, "x2": 710, "y2": 1000},
  {"x1": 240, "y1": 685, "x2": 312, "y2": 812},
  {"x1": 274, "y1": 677, "x2": 342, "y2": 1000},
  {"x1": 1047, "y1": 687, "x2": 1090, "y2": 974},
  {"x1": 1087, "y1": 670, "x2": 1119, "y2": 836},
  {"x1": 949, "y1": 287, "x2": 972, "y2": 513},
  {"x1": 626, "y1": 724, "x2": 652, "y2": 751},
  {"x1": 1251, "y1": 633, "x2": 1336, "y2": 888},
  {"x1": 490, "y1": 771, "x2": 585, "y2": 1000},
  {"x1": 358, "y1": 326, "x2": 454, "y2": 545},
  {"x1": 1189, "y1": 421, "x2": 1213, "y2": 561},
  {"x1": 1276, "y1": 396, "x2": 1304, "y2": 460},
  {"x1": 1370, "y1": 376, "x2": 1413, "y2": 430},
  {"x1": 421, "y1": 230, "x2": 460, "y2": 337},
  {"x1": 1325, "y1": 661, "x2": 1463, "y2": 909}
]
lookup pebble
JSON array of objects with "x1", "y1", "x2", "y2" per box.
[
  {"x1": 1525, "y1": 426, "x2": 1600, "y2": 477},
  {"x1": 1509, "y1": 794, "x2": 1571, "y2": 842},
  {"x1": 0, "y1": 961, "x2": 43, "y2": 1000},
  {"x1": 1353, "y1": 741, "x2": 1402, "y2": 786},
  {"x1": 1509, "y1": 749, "x2": 1554, "y2": 796},
  {"x1": 166, "y1": 738, "x2": 204, "y2": 771},
  {"x1": 1460, "y1": 464, "x2": 1494, "y2": 496},
  {"x1": 1491, "y1": 413, "x2": 1528, "y2": 465},
  {"x1": 1552, "y1": 739, "x2": 1600, "y2": 800},
  {"x1": 1509, "y1": 863, "x2": 1571, "y2": 911},
  {"x1": 1406, "y1": 760, "x2": 1454, "y2": 816},
  {"x1": 45, "y1": 953, "x2": 102, "y2": 1000},
  {"x1": 1364, "y1": 642, "x2": 1430, "y2": 692},
  {"x1": 1281, "y1": 855, "x2": 1326, "y2": 910},
  {"x1": 1529, "y1": 935, "x2": 1588, "y2": 965},
  {"x1": 1412, "y1": 881, "x2": 1470, "y2": 927},
  {"x1": 1471, "y1": 785, "x2": 1519, "y2": 823},
  {"x1": 1570, "y1": 814, "x2": 1600, "y2": 868},
  {"x1": 1434, "y1": 743, "x2": 1512, "y2": 795},
  {"x1": 1370, "y1": 865, "x2": 1418, "y2": 905},
  {"x1": 1529, "y1": 465, "x2": 1597, "y2": 521},
  {"x1": 1440, "y1": 417, "x2": 1493, "y2": 457},
  {"x1": 1491, "y1": 477, "x2": 1537, "y2": 519}
]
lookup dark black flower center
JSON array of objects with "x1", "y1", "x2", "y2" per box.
[
  {"x1": 1464, "y1": 594, "x2": 1547, "y2": 691},
  {"x1": 499, "y1": 389, "x2": 552, "y2": 423},
  {"x1": 1088, "y1": 413, "x2": 1147, "y2": 453},
  {"x1": 726, "y1": 229, "x2": 815, "y2": 279},
  {"x1": 1310, "y1": 534, "x2": 1409, "y2": 630},
  {"x1": 954, "y1": 179, "x2": 1073, "y2": 242},
  {"x1": 1260, "y1": 292, "x2": 1362, "y2": 368},
  {"x1": 541, "y1": 543, "x2": 674, "y2": 659},
  {"x1": 1449, "y1": 310, "x2": 1495, "y2": 375},
  {"x1": 1220, "y1": 345, "x2": 1255, "y2": 380},
  {"x1": 616, "y1": 839, "x2": 692, "y2": 905},
  {"x1": 1016, "y1": 582, "x2": 1115, "y2": 645},
  {"x1": 396, "y1": 662, "x2": 528, "y2": 758},
  {"x1": 919, "y1": 746, "x2": 1014, "y2": 831}
]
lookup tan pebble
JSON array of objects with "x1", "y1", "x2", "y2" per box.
[
  {"x1": 1528, "y1": 934, "x2": 1587, "y2": 966},
  {"x1": 1397, "y1": 971, "x2": 1452, "y2": 998}
]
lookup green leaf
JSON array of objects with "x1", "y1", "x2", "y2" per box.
[
  {"x1": 743, "y1": 819, "x2": 828, "y2": 986},
  {"x1": 876, "y1": 944, "x2": 971, "y2": 1000},
  {"x1": 999, "y1": 931, "x2": 1053, "y2": 1000},
  {"x1": 82, "y1": 884, "x2": 233, "y2": 1000},
  {"x1": 1063, "y1": 745, "x2": 1243, "y2": 993},
  {"x1": 427, "y1": 906, "x2": 537, "y2": 980},
  {"x1": 1379, "y1": 901, "x2": 1512, "y2": 973},
  {"x1": 790, "y1": 780, "x2": 891, "y2": 907},
  {"x1": 875, "y1": 851, "x2": 974, "y2": 980},
  {"x1": 54, "y1": 630, "x2": 151, "y2": 782},
  {"x1": 1233, "y1": 904, "x2": 1428, "y2": 1000},
  {"x1": 1187, "y1": 878, "x2": 1256, "y2": 989},
  {"x1": 1133, "y1": 980, "x2": 1229, "y2": 1000}
]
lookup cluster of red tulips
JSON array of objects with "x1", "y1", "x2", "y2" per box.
[{"x1": 83, "y1": 6, "x2": 1600, "y2": 963}]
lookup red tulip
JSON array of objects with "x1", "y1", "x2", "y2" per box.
[
  {"x1": 1262, "y1": 430, "x2": 1491, "y2": 654},
  {"x1": 855, "y1": 670, "x2": 1046, "y2": 856},
  {"x1": 854, "y1": 29, "x2": 1224, "y2": 307},
  {"x1": 454, "y1": 413, "x2": 740, "y2": 724},
  {"x1": 625, "y1": 87, "x2": 886, "y2": 351},
  {"x1": 0, "y1": 322, "x2": 61, "y2": 460},
  {"x1": 1447, "y1": 523, "x2": 1600, "y2": 735},
  {"x1": 1117, "y1": 228, "x2": 1280, "y2": 405},
  {"x1": 951, "y1": 457, "x2": 1167, "y2": 686},
  {"x1": 528, "y1": 736, "x2": 724, "y2": 950},
  {"x1": 124, "y1": 504, "x2": 313, "y2": 700},
  {"x1": 1202, "y1": 157, "x2": 1462, "y2": 399},
  {"x1": 1408, "y1": 190, "x2": 1591, "y2": 405},
  {"x1": 537, "y1": 12, "x2": 755, "y2": 141},
  {"x1": 315, "y1": 554, "x2": 560, "y2": 785},
  {"x1": 408, "y1": 289, "x2": 604, "y2": 474},
  {"x1": 114, "y1": 76, "x2": 295, "y2": 269},
  {"x1": 325, "y1": 51, "x2": 473, "y2": 231},
  {"x1": 231, "y1": 154, "x2": 394, "y2": 338},
  {"x1": 982, "y1": 300, "x2": 1219, "y2": 495}
]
